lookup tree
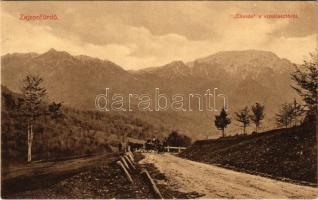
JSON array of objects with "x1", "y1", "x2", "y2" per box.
[
  {"x1": 48, "y1": 102, "x2": 64, "y2": 120},
  {"x1": 291, "y1": 99, "x2": 305, "y2": 126},
  {"x1": 235, "y1": 106, "x2": 250, "y2": 134},
  {"x1": 20, "y1": 75, "x2": 47, "y2": 162},
  {"x1": 166, "y1": 131, "x2": 191, "y2": 147},
  {"x1": 276, "y1": 100, "x2": 305, "y2": 128},
  {"x1": 214, "y1": 108, "x2": 231, "y2": 137},
  {"x1": 291, "y1": 53, "x2": 318, "y2": 124},
  {"x1": 276, "y1": 103, "x2": 293, "y2": 128},
  {"x1": 250, "y1": 103, "x2": 265, "y2": 133}
]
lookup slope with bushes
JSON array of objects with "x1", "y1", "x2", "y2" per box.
[{"x1": 180, "y1": 126, "x2": 317, "y2": 184}]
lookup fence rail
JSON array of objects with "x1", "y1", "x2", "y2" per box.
[{"x1": 164, "y1": 146, "x2": 187, "y2": 153}]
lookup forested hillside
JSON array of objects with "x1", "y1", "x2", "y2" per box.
[{"x1": 1, "y1": 86, "x2": 168, "y2": 164}]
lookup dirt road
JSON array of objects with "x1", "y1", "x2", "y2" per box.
[
  {"x1": 2, "y1": 154, "x2": 117, "y2": 196},
  {"x1": 140, "y1": 153, "x2": 318, "y2": 199}
]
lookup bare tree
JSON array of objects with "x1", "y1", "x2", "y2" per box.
[
  {"x1": 235, "y1": 106, "x2": 250, "y2": 134},
  {"x1": 250, "y1": 103, "x2": 265, "y2": 133},
  {"x1": 214, "y1": 108, "x2": 231, "y2": 137}
]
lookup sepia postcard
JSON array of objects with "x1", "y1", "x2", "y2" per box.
[{"x1": 1, "y1": 1, "x2": 317, "y2": 199}]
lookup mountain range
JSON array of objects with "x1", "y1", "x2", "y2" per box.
[{"x1": 1, "y1": 49, "x2": 297, "y2": 139}]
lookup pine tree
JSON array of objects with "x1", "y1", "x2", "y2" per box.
[
  {"x1": 276, "y1": 99, "x2": 305, "y2": 128},
  {"x1": 214, "y1": 108, "x2": 231, "y2": 137},
  {"x1": 235, "y1": 106, "x2": 250, "y2": 134},
  {"x1": 291, "y1": 99, "x2": 305, "y2": 126},
  {"x1": 291, "y1": 53, "x2": 318, "y2": 124},
  {"x1": 250, "y1": 103, "x2": 265, "y2": 133},
  {"x1": 276, "y1": 103, "x2": 293, "y2": 128}
]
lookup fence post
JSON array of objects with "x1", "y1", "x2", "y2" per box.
[
  {"x1": 124, "y1": 155, "x2": 136, "y2": 170},
  {"x1": 127, "y1": 151, "x2": 134, "y2": 161},
  {"x1": 116, "y1": 161, "x2": 133, "y2": 183},
  {"x1": 141, "y1": 169, "x2": 163, "y2": 199},
  {"x1": 120, "y1": 156, "x2": 131, "y2": 172}
]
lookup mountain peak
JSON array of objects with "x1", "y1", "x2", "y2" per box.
[
  {"x1": 191, "y1": 49, "x2": 291, "y2": 73},
  {"x1": 161, "y1": 60, "x2": 188, "y2": 70},
  {"x1": 214, "y1": 49, "x2": 279, "y2": 58},
  {"x1": 198, "y1": 49, "x2": 279, "y2": 62},
  {"x1": 47, "y1": 48, "x2": 58, "y2": 53},
  {"x1": 44, "y1": 48, "x2": 71, "y2": 56},
  {"x1": 39, "y1": 48, "x2": 74, "y2": 61}
]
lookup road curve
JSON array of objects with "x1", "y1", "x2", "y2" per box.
[{"x1": 139, "y1": 153, "x2": 318, "y2": 199}]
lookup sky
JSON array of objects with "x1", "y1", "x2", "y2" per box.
[{"x1": 1, "y1": 1, "x2": 317, "y2": 70}]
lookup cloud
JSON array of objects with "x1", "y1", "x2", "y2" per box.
[
  {"x1": 1, "y1": 2, "x2": 317, "y2": 69},
  {"x1": 266, "y1": 34, "x2": 318, "y2": 63}
]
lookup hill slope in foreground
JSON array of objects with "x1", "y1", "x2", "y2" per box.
[{"x1": 180, "y1": 126, "x2": 317, "y2": 184}]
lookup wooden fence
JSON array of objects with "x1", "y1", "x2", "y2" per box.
[{"x1": 164, "y1": 146, "x2": 187, "y2": 153}]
